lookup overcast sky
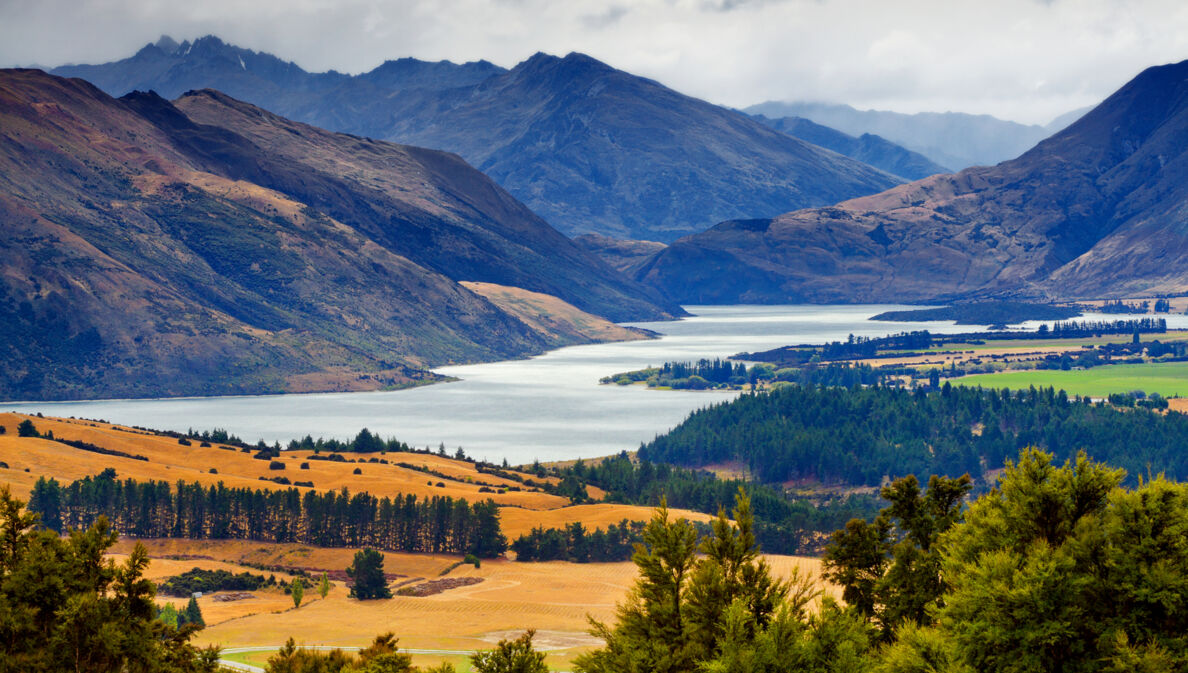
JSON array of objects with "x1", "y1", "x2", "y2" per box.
[{"x1": 3, "y1": 0, "x2": 1187, "y2": 125}]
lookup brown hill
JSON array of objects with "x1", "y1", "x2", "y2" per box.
[
  {"x1": 639, "y1": 60, "x2": 1188, "y2": 303},
  {"x1": 0, "y1": 69, "x2": 675, "y2": 401}
]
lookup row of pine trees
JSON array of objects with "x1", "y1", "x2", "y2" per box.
[{"x1": 27, "y1": 470, "x2": 508, "y2": 557}]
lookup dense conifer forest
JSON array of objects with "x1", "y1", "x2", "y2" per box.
[
  {"x1": 571, "y1": 450, "x2": 1188, "y2": 672},
  {"x1": 639, "y1": 384, "x2": 1188, "y2": 486},
  {"x1": 26, "y1": 471, "x2": 507, "y2": 557}
]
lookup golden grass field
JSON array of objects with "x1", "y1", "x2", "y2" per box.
[
  {"x1": 0, "y1": 412, "x2": 713, "y2": 539},
  {"x1": 0, "y1": 412, "x2": 834, "y2": 665},
  {"x1": 103, "y1": 537, "x2": 834, "y2": 662}
]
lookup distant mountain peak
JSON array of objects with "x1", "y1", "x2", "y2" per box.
[{"x1": 154, "y1": 35, "x2": 180, "y2": 54}]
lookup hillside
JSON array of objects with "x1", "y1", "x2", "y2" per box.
[
  {"x1": 572, "y1": 234, "x2": 667, "y2": 277},
  {"x1": 751, "y1": 113, "x2": 948, "y2": 180},
  {"x1": 745, "y1": 100, "x2": 1070, "y2": 170},
  {"x1": 0, "y1": 412, "x2": 718, "y2": 538},
  {"x1": 0, "y1": 69, "x2": 676, "y2": 401},
  {"x1": 51, "y1": 37, "x2": 902, "y2": 242},
  {"x1": 641, "y1": 59, "x2": 1188, "y2": 304}
]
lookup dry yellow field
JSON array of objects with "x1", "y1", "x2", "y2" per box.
[
  {"x1": 0, "y1": 412, "x2": 718, "y2": 537},
  {"x1": 0, "y1": 412, "x2": 572, "y2": 510},
  {"x1": 109, "y1": 538, "x2": 834, "y2": 654}
]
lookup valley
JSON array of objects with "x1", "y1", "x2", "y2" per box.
[{"x1": 5, "y1": 11, "x2": 1188, "y2": 671}]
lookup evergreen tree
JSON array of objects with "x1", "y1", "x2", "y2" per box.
[
  {"x1": 577, "y1": 500, "x2": 699, "y2": 673},
  {"x1": 184, "y1": 596, "x2": 205, "y2": 628},
  {"x1": 0, "y1": 486, "x2": 219, "y2": 672},
  {"x1": 347, "y1": 549, "x2": 391, "y2": 599}
]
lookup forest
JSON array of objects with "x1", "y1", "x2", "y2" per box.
[
  {"x1": 572, "y1": 450, "x2": 1188, "y2": 672},
  {"x1": 639, "y1": 383, "x2": 1188, "y2": 486},
  {"x1": 539, "y1": 453, "x2": 881, "y2": 554},
  {"x1": 26, "y1": 470, "x2": 508, "y2": 557}
]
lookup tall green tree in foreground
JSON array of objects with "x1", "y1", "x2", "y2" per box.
[
  {"x1": 576, "y1": 489, "x2": 861, "y2": 673},
  {"x1": 575, "y1": 449, "x2": 1188, "y2": 672},
  {"x1": 823, "y1": 472, "x2": 972, "y2": 638},
  {"x1": 0, "y1": 486, "x2": 219, "y2": 673}
]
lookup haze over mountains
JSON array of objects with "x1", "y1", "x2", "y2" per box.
[
  {"x1": 0, "y1": 68, "x2": 675, "y2": 401},
  {"x1": 51, "y1": 35, "x2": 902, "y2": 242},
  {"x1": 749, "y1": 114, "x2": 948, "y2": 181},
  {"x1": 639, "y1": 59, "x2": 1188, "y2": 304},
  {"x1": 745, "y1": 101, "x2": 1091, "y2": 171}
]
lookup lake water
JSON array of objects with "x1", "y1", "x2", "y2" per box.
[{"x1": 4, "y1": 305, "x2": 1182, "y2": 465}]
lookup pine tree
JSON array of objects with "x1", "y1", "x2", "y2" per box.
[
  {"x1": 348, "y1": 549, "x2": 391, "y2": 599},
  {"x1": 184, "y1": 595, "x2": 205, "y2": 628},
  {"x1": 576, "y1": 499, "x2": 699, "y2": 673}
]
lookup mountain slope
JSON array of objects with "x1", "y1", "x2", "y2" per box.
[
  {"x1": 640, "y1": 60, "x2": 1188, "y2": 304},
  {"x1": 750, "y1": 113, "x2": 948, "y2": 180},
  {"x1": 0, "y1": 69, "x2": 674, "y2": 401},
  {"x1": 375, "y1": 52, "x2": 902, "y2": 241},
  {"x1": 745, "y1": 101, "x2": 1062, "y2": 171},
  {"x1": 52, "y1": 37, "x2": 902, "y2": 242}
]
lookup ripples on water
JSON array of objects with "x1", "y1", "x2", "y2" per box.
[{"x1": 4, "y1": 306, "x2": 1183, "y2": 465}]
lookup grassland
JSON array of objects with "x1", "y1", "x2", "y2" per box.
[
  {"x1": 0, "y1": 413, "x2": 714, "y2": 540},
  {"x1": 954, "y1": 361, "x2": 1188, "y2": 397},
  {"x1": 102, "y1": 537, "x2": 833, "y2": 667}
]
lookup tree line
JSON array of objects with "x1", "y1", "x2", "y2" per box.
[
  {"x1": 539, "y1": 453, "x2": 881, "y2": 555},
  {"x1": 27, "y1": 470, "x2": 507, "y2": 557},
  {"x1": 573, "y1": 450, "x2": 1188, "y2": 671},
  {"x1": 640, "y1": 383, "x2": 1188, "y2": 487}
]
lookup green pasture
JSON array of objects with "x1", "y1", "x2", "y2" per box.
[{"x1": 955, "y1": 361, "x2": 1188, "y2": 397}]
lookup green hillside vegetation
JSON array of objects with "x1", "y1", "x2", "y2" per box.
[
  {"x1": 639, "y1": 384, "x2": 1188, "y2": 487},
  {"x1": 0, "y1": 487, "x2": 220, "y2": 671},
  {"x1": 574, "y1": 450, "x2": 1188, "y2": 672}
]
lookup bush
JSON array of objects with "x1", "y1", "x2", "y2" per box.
[
  {"x1": 353, "y1": 467, "x2": 363, "y2": 475},
  {"x1": 300, "y1": 462, "x2": 310, "y2": 470},
  {"x1": 177, "y1": 438, "x2": 191, "y2": 446},
  {"x1": 269, "y1": 461, "x2": 285, "y2": 470},
  {"x1": 17, "y1": 419, "x2": 38, "y2": 437},
  {"x1": 208, "y1": 468, "x2": 218, "y2": 474}
]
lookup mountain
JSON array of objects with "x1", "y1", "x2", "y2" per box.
[
  {"x1": 573, "y1": 234, "x2": 667, "y2": 277},
  {"x1": 0, "y1": 69, "x2": 676, "y2": 401},
  {"x1": 749, "y1": 114, "x2": 948, "y2": 180},
  {"x1": 744, "y1": 101, "x2": 1072, "y2": 171},
  {"x1": 51, "y1": 37, "x2": 902, "y2": 242},
  {"x1": 639, "y1": 60, "x2": 1188, "y2": 304}
]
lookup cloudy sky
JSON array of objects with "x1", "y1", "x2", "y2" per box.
[{"x1": 3, "y1": 0, "x2": 1187, "y2": 125}]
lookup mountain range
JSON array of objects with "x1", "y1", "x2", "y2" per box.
[
  {"x1": 638, "y1": 59, "x2": 1188, "y2": 304},
  {"x1": 745, "y1": 101, "x2": 1090, "y2": 171},
  {"x1": 749, "y1": 113, "x2": 948, "y2": 180},
  {"x1": 51, "y1": 36, "x2": 902, "y2": 242},
  {"x1": 0, "y1": 68, "x2": 675, "y2": 401}
]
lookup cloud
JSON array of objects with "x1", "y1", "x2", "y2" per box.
[{"x1": 2, "y1": 0, "x2": 1187, "y2": 123}]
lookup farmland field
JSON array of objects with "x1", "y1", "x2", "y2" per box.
[
  {"x1": 101, "y1": 537, "x2": 833, "y2": 669},
  {"x1": 954, "y1": 361, "x2": 1188, "y2": 397}
]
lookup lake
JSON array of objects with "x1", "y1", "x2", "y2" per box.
[{"x1": 4, "y1": 305, "x2": 1180, "y2": 465}]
